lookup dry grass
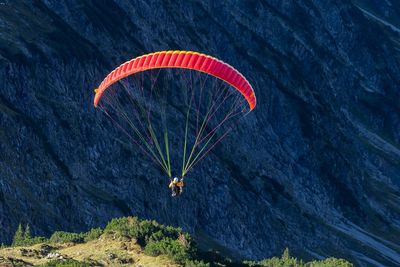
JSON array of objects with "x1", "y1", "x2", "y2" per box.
[{"x1": 0, "y1": 235, "x2": 179, "y2": 267}]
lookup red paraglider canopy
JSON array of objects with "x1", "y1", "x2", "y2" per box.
[{"x1": 94, "y1": 50, "x2": 256, "y2": 110}]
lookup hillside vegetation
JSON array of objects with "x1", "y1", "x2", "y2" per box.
[{"x1": 0, "y1": 217, "x2": 353, "y2": 267}]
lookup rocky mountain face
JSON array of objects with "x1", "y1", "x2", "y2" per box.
[{"x1": 0, "y1": 1, "x2": 399, "y2": 266}]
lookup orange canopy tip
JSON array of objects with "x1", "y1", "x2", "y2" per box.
[{"x1": 94, "y1": 88, "x2": 99, "y2": 94}]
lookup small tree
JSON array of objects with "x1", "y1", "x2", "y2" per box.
[
  {"x1": 282, "y1": 247, "x2": 290, "y2": 260},
  {"x1": 24, "y1": 224, "x2": 31, "y2": 241},
  {"x1": 12, "y1": 224, "x2": 24, "y2": 246}
]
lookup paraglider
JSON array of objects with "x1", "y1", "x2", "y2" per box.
[
  {"x1": 169, "y1": 177, "x2": 184, "y2": 197},
  {"x1": 94, "y1": 51, "x2": 256, "y2": 195}
]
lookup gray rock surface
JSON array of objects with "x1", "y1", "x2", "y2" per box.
[{"x1": 0, "y1": 1, "x2": 399, "y2": 266}]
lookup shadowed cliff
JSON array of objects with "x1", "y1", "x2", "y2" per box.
[{"x1": 0, "y1": 1, "x2": 399, "y2": 266}]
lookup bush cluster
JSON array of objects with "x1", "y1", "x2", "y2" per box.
[
  {"x1": 11, "y1": 224, "x2": 103, "y2": 247},
  {"x1": 49, "y1": 231, "x2": 84, "y2": 244},
  {"x1": 104, "y1": 217, "x2": 183, "y2": 245},
  {"x1": 83, "y1": 227, "x2": 103, "y2": 242},
  {"x1": 40, "y1": 259, "x2": 90, "y2": 267},
  {"x1": 12, "y1": 224, "x2": 47, "y2": 247},
  {"x1": 49, "y1": 227, "x2": 104, "y2": 244},
  {"x1": 8, "y1": 218, "x2": 353, "y2": 267},
  {"x1": 104, "y1": 216, "x2": 208, "y2": 265},
  {"x1": 144, "y1": 237, "x2": 190, "y2": 263},
  {"x1": 244, "y1": 248, "x2": 353, "y2": 267}
]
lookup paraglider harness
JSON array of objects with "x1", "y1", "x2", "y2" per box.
[{"x1": 169, "y1": 177, "x2": 184, "y2": 197}]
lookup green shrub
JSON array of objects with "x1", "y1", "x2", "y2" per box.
[
  {"x1": 184, "y1": 259, "x2": 211, "y2": 267},
  {"x1": 49, "y1": 231, "x2": 84, "y2": 244},
  {"x1": 105, "y1": 217, "x2": 197, "y2": 264},
  {"x1": 242, "y1": 260, "x2": 258, "y2": 267},
  {"x1": 246, "y1": 248, "x2": 353, "y2": 267},
  {"x1": 258, "y1": 257, "x2": 302, "y2": 266},
  {"x1": 104, "y1": 216, "x2": 182, "y2": 246},
  {"x1": 83, "y1": 227, "x2": 103, "y2": 242},
  {"x1": 24, "y1": 236, "x2": 48, "y2": 246},
  {"x1": 305, "y1": 258, "x2": 353, "y2": 267},
  {"x1": 144, "y1": 237, "x2": 192, "y2": 264},
  {"x1": 148, "y1": 226, "x2": 182, "y2": 242},
  {"x1": 12, "y1": 224, "x2": 24, "y2": 246},
  {"x1": 40, "y1": 259, "x2": 90, "y2": 267},
  {"x1": 24, "y1": 224, "x2": 31, "y2": 240},
  {"x1": 11, "y1": 223, "x2": 48, "y2": 246},
  {"x1": 135, "y1": 220, "x2": 160, "y2": 245},
  {"x1": 144, "y1": 239, "x2": 166, "y2": 257},
  {"x1": 104, "y1": 217, "x2": 135, "y2": 236}
]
